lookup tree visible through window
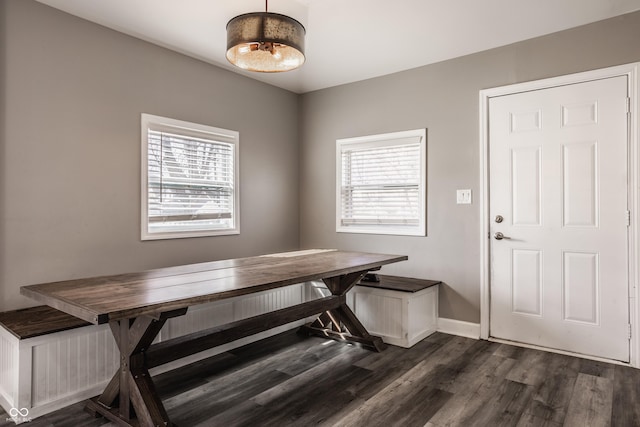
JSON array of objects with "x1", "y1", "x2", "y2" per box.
[
  {"x1": 337, "y1": 129, "x2": 426, "y2": 236},
  {"x1": 141, "y1": 114, "x2": 239, "y2": 240}
]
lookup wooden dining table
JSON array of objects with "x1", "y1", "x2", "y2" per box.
[{"x1": 20, "y1": 249, "x2": 407, "y2": 427}]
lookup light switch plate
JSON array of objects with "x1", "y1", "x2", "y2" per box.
[{"x1": 457, "y1": 189, "x2": 472, "y2": 204}]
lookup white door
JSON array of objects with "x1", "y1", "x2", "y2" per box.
[{"x1": 489, "y1": 76, "x2": 630, "y2": 362}]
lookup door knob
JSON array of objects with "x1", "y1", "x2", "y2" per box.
[{"x1": 494, "y1": 232, "x2": 511, "y2": 240}]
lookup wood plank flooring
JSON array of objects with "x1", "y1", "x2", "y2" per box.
[{"x1": 1, "y1": 331, "x2": 639, "y2": 426}]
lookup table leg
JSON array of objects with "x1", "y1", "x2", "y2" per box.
[
  {"x1": 86, "y1": 308, "x2": 186, "y2": 427},
  {"x1": 301, "y1": 271, "x2": 387, "y2": 352}
]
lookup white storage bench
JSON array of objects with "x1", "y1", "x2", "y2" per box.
[
  {"x1": 0, "y1": 306, "x2": 107, "y2": 424},
  {"x1": 349, "y1": 275, "x2": 440, "y2": 348}
]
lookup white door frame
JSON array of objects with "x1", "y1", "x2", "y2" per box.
[{"x1": 479, "y1": 63, "x2": 640, "y2": 368}]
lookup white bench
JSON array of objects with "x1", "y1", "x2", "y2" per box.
[{"x1": 349, "y1": 275, "x2": 440, "y2": 348}]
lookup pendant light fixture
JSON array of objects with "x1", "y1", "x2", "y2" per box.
[{"x1": 226, "y1": 0, "x2": 306, "y2": 73}]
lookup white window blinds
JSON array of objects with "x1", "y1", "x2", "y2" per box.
[
  {"x1": 141, "y1": 114, "x2": 239, "y2": 240},
  {"x1": 337, "y1": 129, "x2": 426, "y2": 236}
]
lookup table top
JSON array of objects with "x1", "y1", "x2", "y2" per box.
[{"x1": 21, "y1": 249, "x2": 407, "y2": 324}]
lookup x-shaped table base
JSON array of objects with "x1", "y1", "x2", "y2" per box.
[{"x1": 86, "y1": 270, "x2": 384, "y2": 426}]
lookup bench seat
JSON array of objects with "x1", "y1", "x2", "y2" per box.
[
  {"x1": 0, "y1": 306, "x2": 90, "y2": 340},
  {"x1": 350, "y1": 275, "x2": 440, "y2": 348},
  {"x1": 357, "y1": 275, "x2": 441, "y2": 293}
]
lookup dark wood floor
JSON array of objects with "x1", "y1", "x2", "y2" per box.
[{"x1": 2, "y1": 330, "x2": 639, "y2": 426}]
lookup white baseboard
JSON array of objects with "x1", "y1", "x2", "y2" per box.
[{"x1": 437, "y1": 317, "x2": 481, "y2": 339}]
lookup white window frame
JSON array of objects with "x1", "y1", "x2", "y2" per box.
[
  {"x1": 336, "y1": 129, "x2": 427, "y2": 236},
  {"x1": 141, "y1": 114, "x2": 240, "y2": 240}
]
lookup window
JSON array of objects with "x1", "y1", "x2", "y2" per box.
[
  {"x1": 336, "y1": 129, "x2": 426, "y2": 236},
  {"x1": 141, "y1": 114, "x2": 239, "y2": 240}
]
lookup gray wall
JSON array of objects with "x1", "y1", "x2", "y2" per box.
[
  {"x1": 299, "y1": 12, "x2": 640, "y2": 323},
  {"x1": 3, "y1": 1, "x2": 640, "y2": 323},
  {"x1": 0, "y1": 1, "x2": 300, "y2": 311}
]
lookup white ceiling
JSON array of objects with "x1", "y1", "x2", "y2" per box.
[{"x1": 36, "y1": 0, "x2": 640, "y2": 93}]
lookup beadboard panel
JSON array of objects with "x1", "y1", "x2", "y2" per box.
[
  {"x1": 353, "y1": 292, "x2": 404, "y2": 340},
  {"x1": 409, "y1": 289, "x2": 439, "y2": 340},
  {"x1": 0, "y1": 328, "x2": 17, "y2": 408},
  {"x1": 31, "y1": 326, "x2": 119, "y2": 407},
  {"x1": 163, "y1": 301, "x2": 234, "y2": 340},
  {"x1": 235, "y1": 284, "x2": 305, "y2": 319}
]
